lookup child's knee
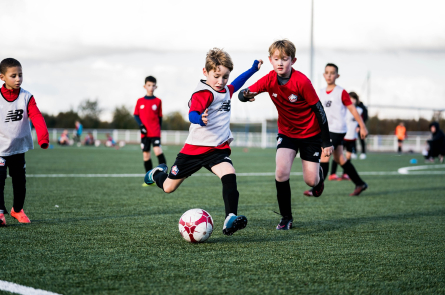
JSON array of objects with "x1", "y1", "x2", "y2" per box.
[{"x1": 275, "y1": 167, "x2": 290, "y2": 181}]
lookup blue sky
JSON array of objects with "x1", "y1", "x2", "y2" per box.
[{"x1": 1, "y1": 0, "x2": 444, "y2": 121}]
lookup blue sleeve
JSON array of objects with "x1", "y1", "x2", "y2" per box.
[
  {"x1": 189, "y1": 111, "x2": 206, "y2": 126},
  {"x1": 134, "y1": 115, "x2": 142, "y2": 125},
  {"x1": 78, "y1": 124, "x2": 83, "y2": 134},
  {"x1": 230, "y1": 60, "x2": 260, "y2": 93}
]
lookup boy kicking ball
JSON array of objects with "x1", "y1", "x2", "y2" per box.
[
  {"x1": 0, "y1": 58, "x2": 49, "y2": 226},
  {"x1": 145, "y1": 48, "x2": 262, "y2": 236},
  {"x1": 239, "y1": 40, "x2": 333, "y2": 230},
  {"x1": 314, "y1": 63, "x2": 368, "y2": 196}
]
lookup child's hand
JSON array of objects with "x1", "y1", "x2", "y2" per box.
[
  {"x1": 322, "y1": 146, "x2": 333, "y2": 157},
  {"x1": 256, "y1": 59, "x2": 263, "y2": 70},
  {"x1": 243, "y1": 89, "x2": 259, "y2": 102},
  {"x1": 201, "y1": 109, "x2": 209, "y2": 125},
  {"x1": 359, "y1": 126, "x2": 368, "y2": 139},
  {"x1": 41, "y1": 143, "x2": 49, "y2": 149}
]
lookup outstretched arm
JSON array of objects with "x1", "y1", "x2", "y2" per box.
[
  {"x1": 230, "y1": 60, "x2": 263, "y2": 93},
  {"x1": 27, "y1": 97, "x2": 49, "y2": 149}
]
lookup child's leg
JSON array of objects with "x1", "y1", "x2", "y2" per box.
[
  {"x1": 142, "y1": 151, "x2": 152, "y2": 172},
  {"x1": 330, "y1": 160, "x2": 338, "y2": 176},
  {"x1": 211, "y1": 162, "x2": 238, "y2": 216},
  {"x1": 153, "y1": 146, "x2": 166, "y2": 166},
  {"x1": 301, "y1": 160, "x2": 320, "y2": 187},
  {"x1": 275, "y1": 148, "x2": 296, "y2": 218},
  {"x1": 9, "y1": 154, "x2": 26, "y2": 212},
  {"x1": 333, "y1": 146, "x2": 365, "y2": 187},
  {"x1": 0, "y1": 157, "x2": 7, "y2": 214}
]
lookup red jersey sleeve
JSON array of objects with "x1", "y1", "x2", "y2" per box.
[
  {"x1": 300, "y1": 78, "x2": 320, "y2": 106},
  {"x1": 227, "y1": 85, "x2": 235, "y2": 98},
  {"x1": 341, "y1": 90, "x2": 352, "y2": 106},
  {"x1": 27, "y1": 96, "x2": 49, "y2": 148},
  {"x1": 189, "y1": 90, "x2": 213, "y2": 114},
  {"x1": 158, "y1": 99, "x2": 163, "y2": 117},
  {"x1": 247, "y1": 74, "x2": 269, "y2": 94},
  {"x1": 134, "y1": 99, "x2": 140, "y2": 116}
]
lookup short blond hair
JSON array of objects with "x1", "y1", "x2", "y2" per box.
[
  {"x1": 268, "y1": 40, "x2": 296, "y2": 59},
  {"x1": 205, "y1": 48, "x2": 233, "y2": 73}
]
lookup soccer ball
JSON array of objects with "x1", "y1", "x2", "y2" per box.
[{"x1": 178, "y1": 209, "x2": 213, "y2": 243}]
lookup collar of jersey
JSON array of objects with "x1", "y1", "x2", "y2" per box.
[
  {"x1": 143, "y1": 95, "x2": 156, "y2": 100},
  {"x1": 276, "y1": 68, "x2": 294, "y2": 86},
  {"x1": 200, "y1": 80, "x2": 227, "y2": 93},
  {"x1": 1, "y1": 84, "x2": 21, "y2": 102}
]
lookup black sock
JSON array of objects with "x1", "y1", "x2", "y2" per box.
[
  {"x1": 276, "y1": 179, "x2": 292, "y2": 218},
  {"x1": 157, "y1": 153, "x2": 166, "y2": 165},
  {"x1": 398, "y1": 147, "x2": 402, "y2": 153},
  {"x1": 0, "y1": 169, "x2": 7, "y2": 214},
  {"x1": 153, "y1": 171, "x2": 168, "y2": 191},
  {"x1": 221, "y1": 174, "x2": 239, "y2": 217},
  {"x1": 360, "y1": 138, "x2": 366, "y2": 154},
  {"x1": 320, "y1": 162, "x2": 329, "y2": 180},
  {"x1": 341, "y1": 160, "x2": 365, "y2": 186},
  {"x1": 144, "y1": 159, "x2": 153, "y2": 172},
  {"x1": 330, "y1": 161, "x2": 338, "y2": 175},
  {"x1": 10, "y1": 166, "x2": 26, "y2": 213}
]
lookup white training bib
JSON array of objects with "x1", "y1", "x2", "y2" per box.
[
  {"x1": 344, "y1": 106, "x2": 363, "y2": 140},
  {"x1": 185, "y1": 80, "x2": 233, "y2": 146},
  {"x1": 318, "y1": 85, "x2": 348, "y2": 133},
  {"x1": 0, "y1": 88, "x2": 34, "y2": 156}
]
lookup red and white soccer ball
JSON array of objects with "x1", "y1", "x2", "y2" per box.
[{"x1": 178, "y1": 209, "x2": 214, "y2": 243}]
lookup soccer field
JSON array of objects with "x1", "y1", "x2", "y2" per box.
[{"x1": 1, "y1": 145, "x2": 444, "y2": 295}]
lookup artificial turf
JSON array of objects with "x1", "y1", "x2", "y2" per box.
[{"x1": 1, "y1": 145, "x2": 444, "y2": 294}]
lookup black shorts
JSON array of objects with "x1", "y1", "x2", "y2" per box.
[
  {"x1": 141, "y1": 137, "x2": 161, "y2": 152},
  {"x1": 276, "y1": 133, "x2": 322, "y2": 163},
  {"x1": 330, "y1": 132, "x2": 346, "y2": 149},
  {"x1": 343, "y1": 140, "x2": 357, "y2": 153},
  {"x1": 169, "y1": 149, "x2": 233, "y2": 179},
  {"x1": 398, "y1": 139, "x2": 403, "y2": 143},
  {"x1": 0, "y1": 153, "x2": 26, "y2": 177}
]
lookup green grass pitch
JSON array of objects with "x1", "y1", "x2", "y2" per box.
[{"x1": 1, "y1": 144, "x2": 444, "y2": 294}]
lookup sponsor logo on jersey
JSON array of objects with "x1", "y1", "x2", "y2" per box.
[
  {"x1": 325, "y1": 100, "x2": 332, "y2": 107},
  {"x1": 0, "y1": 157, "x2": 5, "y2": 166},
  {"x1": 272, "y1": 93, "x2": 277, "y2": 97},
  {"x1": 140, "y1": 105, "x2": 145, "y2": 109},
  {"x1": 171, "y1": 165, "x2": 179, "y2": 176},
  {"x1": 154, "y1": 140, "x2": 160, "y2": 144},
  {"x1": 277, "y1": 137, "x2": 283, "y2": 146},
  {"x1": 224, "y1": 156, "x2": 231, "y2": 161},
  {"x1": 218, "y1": 100, "x2": 231, "y2": 112},
  {"x1": 4, "y1": 109, "x2": 24, "y2": 122},
  {"x1": 313, "y1": 152, "x2": 319, "y2": 156},
  {"x1": 288, "y1": 94, "x2": 298, "y2": 103},
  {"x1": 152, "y1": 105, "x2": 157, "y2": 111}
]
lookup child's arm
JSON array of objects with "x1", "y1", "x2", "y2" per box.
[
  {"x1": 188, "y1": 91, "x2": 213, "y2": 126},
  {"x1": 346, "y1": 104, "x2": 368, "y2": 139},
  {"x1": 230, "y1": 60, "x2": 263, "y2": 93},
  {"x1": 27, "y1": 97, "x2": 49, "y2": 149},
  {"x1": 238, "y1": 73, "x2": 269, "y2": 102}
]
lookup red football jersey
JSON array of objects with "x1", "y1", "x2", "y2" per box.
[
  {"x1": 248, "y1": 69, "x2": 321, "y2": 139},
  {"x1": 134, "y1": 97, "x2": 163, "y2": 138}
]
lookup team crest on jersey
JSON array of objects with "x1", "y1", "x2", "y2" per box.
[
  {"x1": 4, "y1": 109, "x2": 24, "y2": 122},
  {"x1": 140, "y1": 105, "x2": 145, "y2": 109},
  {"x1": 288, "y1": 94, "x2": 298, "y2": 103},
  {"x1": 152, "y1": 105, "x2": 157, "y2": 111},
  {"x1": 277, "y1": 137, "x2": 283, "y2": 146},
  {"x1": 171, "y1": 165, "x2": 179, "y2": 176},
  {"x1": 0, "y1": 157, "x2": 5, "y2": 167},
  {"x1": 325, "y1": 100, "x2": 332, "y2": 107},
  {"x1": 218, "y1": 100, "x2": 231, "y2": 112}
]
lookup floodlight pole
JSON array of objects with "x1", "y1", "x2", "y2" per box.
[
  {"x1": 310, "y1": 0, "x2": 314, "y2": 82},
  {"x1": 367, "y1": 71, "x2": 371, "y2": 106}
]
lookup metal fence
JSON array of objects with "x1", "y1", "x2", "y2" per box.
[{"x1": 38, "y1": 128, "x2": 431, "y2": 153}]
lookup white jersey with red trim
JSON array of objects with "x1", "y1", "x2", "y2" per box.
[
  {"x1": 344, "y1": 106, "x2": 363, "y2": 140},
  {"x1": 185, "y1": 80, "x2": 233, "y2": 146},
  {"x1": 318, "y1": 85, "x2": 348, "y2": 133},
  {"x1": 0, "y1": 88, "x2": 34, "y2": 156}
]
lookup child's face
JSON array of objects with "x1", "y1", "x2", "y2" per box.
[
  {"x1": 144, "y1": 81, "x2": 157, "y2": 95},
  {"x1": 323, "y1": 66, "x2": 339, "y2": 85},
  {"x1": 350, "y1": 97, "x2": 357, "y2": 105},
  {"x1": 431, "y1": 125, "x2": 436, "y2": 133},
  {"x1": 0, "y1": 66, "x2": 23, "y2": 89},
  {"x1": 203, "y1": 65, "x2": 230, "y2": 91},
  {"x1": 268, "y1": 50, "x2": 296, "y2": 77}
]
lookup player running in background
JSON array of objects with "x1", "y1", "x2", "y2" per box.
[
  {"x1": 134, "y1": 76, "x2": 167, "y2": 186},
  {"x1": 395, "y1": 122, "x2": 406, "y2": 154},
  {"x1": 145, "y1": 48, "x2": 262, "y2": 236},
  {"x1": 239, "y1": 40, "x2": 333, "y2": 230},
  {"x1": 328, "y1": 92, "x2": 363, "y2": 181},
  {"x1": 356, "y1": 99, "x2": 368, "y2": 159},
  {"x1": 315, "y1": 63, "x2": 368, "y2": 196},
  {"x1": 0, "y1": 58, "x2": 49, "y2": 226}
]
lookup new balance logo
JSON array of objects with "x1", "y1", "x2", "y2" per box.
[
  {"x1": 5, "y1": 109, "x2": 24, "y2": 122},
  {"x1": 313, "y1": 152, "x2": 319, "y2": 156},
  {"x1": 218, "y1": 100, "x2": 231, "y2": 112},
  {"x1": 325, "y1": 100, "x2": 332, "y2": 107},
  {"x1": 272, "y1": 93, "x2": 277, "y2": 97}
]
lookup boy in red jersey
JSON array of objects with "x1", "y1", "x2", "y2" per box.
[
  {"x1": 0, "y1": 58, "x2": 49, "y2": 226},
  {"x1": 145, "y1": 48, "x2": 262, "y2": 236},
  {"x1": 316, "y1": 63, "x2": 368, "y2": 196},
  {"x1": 134, "y1": 76, "x2": 166, "y2": 186},
  {"x1": 239, "y1": 40, "x2": 333, "y2": 230}
]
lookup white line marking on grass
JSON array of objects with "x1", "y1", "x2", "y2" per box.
[
  {"x1": 25, "y1": 169, "x2": 444, "y2": 178},
  {"x1": 0, "y1": 280, "x2": 61, "y2": 295},
  {"x1": 398, "y1": 164, "x2": 445, "y2": 175}
]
